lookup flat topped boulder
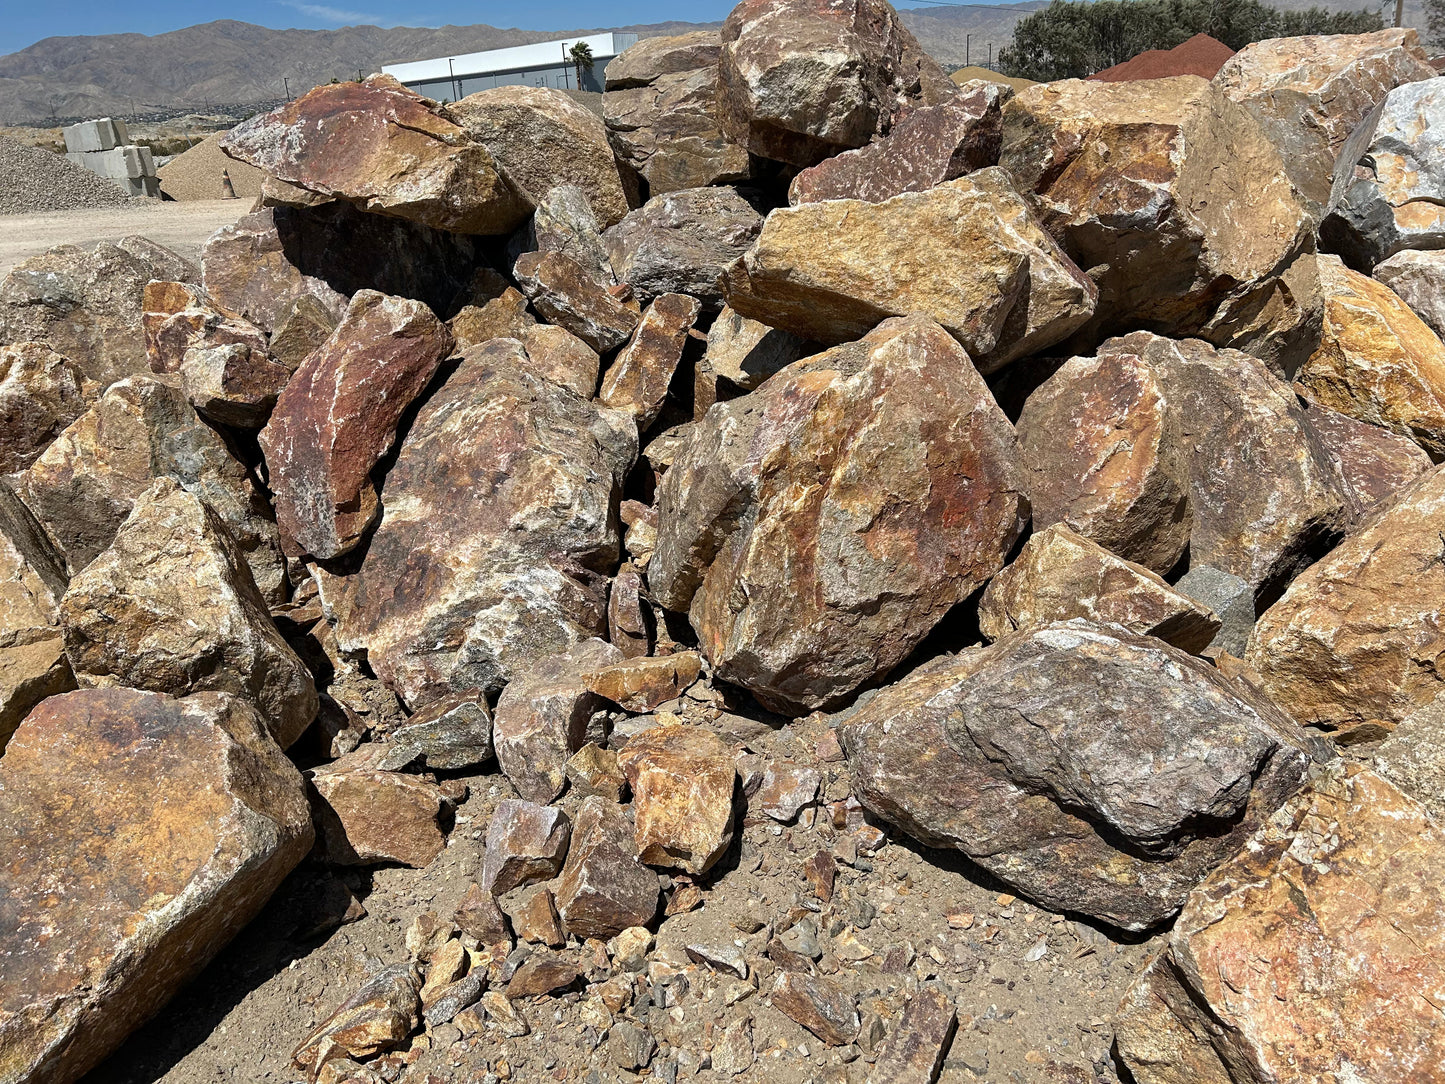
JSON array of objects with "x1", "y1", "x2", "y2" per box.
[
  {"x1": 1001, "y1": 75, "x2": 1312, "y2": 348},
  {"x1": 0, "y1": 687, "x2": 312, "y2": 1084},
  {"x1": 723, "y1": 168, "x2": 1096, "y2": 373},
  {"x1": 221, "y1": 74, "x2": 528, "y2": 235}
]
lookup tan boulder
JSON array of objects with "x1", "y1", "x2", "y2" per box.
[
  {"x1": 59, "y1": 479, "x2": 318, "y2": 749},
  {"x1": 583, "y1": 651, "x2": 703, "y2": 712},
  {"x1": 702, "y1": 306, "x2": 811, "y2": 392},
  {"x1": 1115, "y1": 763, "x2": 1445, "y2": 1084},
  {"x1": 221, "y1": 75, "x2": 528, "y2": 235},
  {"x1": 16, "y1": 375, "x2": 287, "y2": 603},
  {"x1": 309, "y1": 745, "x2": 451, "y2": 868},
  {"x1": 292, "y1": 963, "x2": 421, "y2": 1076},
  {"x1": 723, "y1": 168, "x2": 1095, "y2": 372},
  {"x1": 0, "y1": 481, "x2": 74, "y2": 752},
  {"x1": 1295, "y1": 254, "x2": 1445, "y2": 458},
  {"x1": 1248, "y1": 464, "x2": 1445, "y2": 736},
  {"x1": 0, "y1": 342, "x2": 96, "y2": 475},
  {"x1": 1000, "y1": 76, "x2": 1311, "y2": 347},
  {"x1": 654, "y1": 315, "x2": 1027, "y2": 713},
  {"x1": 514, "y1": 250, "x2": 641, "y2": 354},
  {"x1": 599, "y1": 293, "x2": 700, "y2": 430},
  {"x1": 450, "y1": 85, "x2": 633, "y2": 228},
  {"x1": 0, "y1": 687, "x2": 312, "y2": 1084},
  {"x1": 617, "y1": 723, "x2": 736, "y2": 875},
  {"x1": 979, "y1": 523, "x2": 1219, "y2": 653},
  {"x1": 1214, "y1": 29, "x2": 1434, "y2": 210},
  {"x1": 448, "y1": 287, "x2": 535, "y2": 350},
  {"x1": 519, "y1": 325, "x2": 600, "y2": 399}
]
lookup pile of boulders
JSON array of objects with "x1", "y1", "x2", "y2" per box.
[{"x1": 2, "y1": 3, "x2": 1444, "y2": 1083}]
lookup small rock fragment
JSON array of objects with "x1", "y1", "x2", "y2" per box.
[
  {"x1": 770, "y1": 972, "x2": 859, "y2": 1046},
  {"x1": 292, "y1": 963, "x2": 422, "y2": 1075}
]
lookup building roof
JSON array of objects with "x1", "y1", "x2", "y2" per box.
[{"x1": 382, "y1": 32, "x2": 635, "y2": 83}]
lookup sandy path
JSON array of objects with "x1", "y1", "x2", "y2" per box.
[{"x1": 0, "y1": 199, "x2": 248, "y2": 276}]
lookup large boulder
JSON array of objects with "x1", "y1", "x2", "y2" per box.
[
  {"x1": 979, "y1": 523, "x2": 1219, "y2": 654},
  {"x1": 1374, "y1": 248, "x2": 1445, "y2": 339},
  {"x1": 0, "y1": 687, "x2": 312, "y2": 1084},
  {"x1": 1302, "y1": 400, "x2": 1433, "y2": 526},
  {"x1": 716, "y1": 0, "x2": 957, "y2": 168},
  {"x1": 788, "y1": 84, "x2": 1010, "y2": 205},
  {"x1": 722, "y1": 168, "x2": 1096, "y2": 373},
  {"x1": 603, "y1": 33, "x2": 751, "y2": 195},
  {"x1": 59, "y1": 479, "x2": 318, "y2": 749},
  {"x1": 200, "y1": 203, "x2": 479, "y2": 335},
  {"x1": 1000, "y1": 76, "x2": 1312, "y2": 349},
  {"x1": 604, "y1": 187, "x2": 762, "y2": 310},
  {"x1": 323, "y1": 339, "x2": 636, "y2": 708},
  {"x1": 1248, "y1": 465, "x2": 1445, "y2": 737},
  {"x1": 514, "y1": 251, "x2": 641, "y2": 354},
  {"x1": 259, "y1": 290, "x2": 453, "y2": 560},
  {"x1": 0, "y1": 481, "x2": 73, "y2": 752},
  {"x1": 1294, "y1": 254, "x2": 1445, "y2": 458},
  {"x1": 1321, "y1": 75, "x2": 1445, "y2": 269},
  {"x1": 842, "y1": 621, "x2": 1321, "y2": 929},
  {"x1": 0, "y1": 342, "x2": 96, "y2": 476},
  {"x1": 1214, "y1": 29, "x2": 1434, "y2": 212},
  {"x1": 1115, "y1": 763, "x2": 1445, "y2": 1084},
  {"x1": 221, "y1": 75, "x2": 528, "y2": 235},
  {"x1": 1017, "y1": 333, "x2": 1345, "y2": 594},
  {"x1": 451, "y1": 85, "x2": 634, "y2": 229},
  {"x1": 0, "y1": 237, "x2": 198, "y2": 389},
  {"x1": 598, "y1": 293, "x2": 701, "y2": 430},
  {"x1": 15, "y1": 376, "x2": 288, "y2": 603},
  {"x1": 652, "y1": 315, "x2": 1027, "y2": 714}
]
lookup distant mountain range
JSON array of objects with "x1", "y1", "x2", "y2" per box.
[{"x1": 0, "y1": 0, "x2": 1424, "y2": 126}]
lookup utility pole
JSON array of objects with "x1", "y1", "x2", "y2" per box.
[
  {"x1": 966, "y1": 33, "x2": 971, "y2": 66},
  {"x1": 284, "y1": 77, "x2": 291, "y2": 101},
  {"x1": 448, "y1": 58, "x2": 459, "y2": 102},
  {"x1": 987, "y1": 43, "x2": 993, "y2": 70},
  {"x1": 1395, "y1": 0, "x2": 1404, "y2": 25}
]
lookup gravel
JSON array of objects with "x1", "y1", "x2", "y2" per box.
[
  {"x1": 0, "y1": 135, "x2": 133, "y2": 215},
  {"x1": 157, "y1": 130, "x2": 264, "y2": 202}
]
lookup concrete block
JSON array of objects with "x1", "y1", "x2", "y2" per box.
[{"x1": 61, "y1": 118, "x2": 122, "y2": 154}]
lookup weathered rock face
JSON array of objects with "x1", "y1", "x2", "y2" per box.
[
  {"x1": 325, "y1": 342, "x2": 636, "y2": 708},
  {"x1": 309, "y1": 747, "x2": 450, "y2": 868},
  {"x1": 618, "y1": 724, "x2": 736, "y2": 875},
  {"x1": 141, "y1": 280, "x2": 273, "y2": 377},
  {"x1": 0, "y1": 341, "x2": 96, "y2": 475},
  {"x1": 221, "y1": 75, "x2": 528, "y2": 235},
  {"x1": 979, "y1": 523, "x2": 1219, "y2": 653},
  {"x1": 1115, "y1": 763, "x2": 1445, "y2": 1084},
  {"x1": 16, "y1": 375, "x2": 288, "y2": 603},
  {"x1": 514, "y1": 251, "x2": 641, "y2": 354},
  {"x1": 654, "y1": 315, "x2": 1027, "y2": 714},
  {"x1": 703, "y1": 306, "x2": 811, "y2": 392},
  {"x1": 1001, "y1": 76, "x2": 1312, "y2": 348},
  {"x1": 717, "y1": 0, "x2": 957, "y2": 168},
  {"x1": 1214, "y1": 29, "x2": 1434, "y2": 212},
  {"x1": 378, "y1": 690, "x2": 492, "y2": 772},
  {"x1": 519, "y1": 326, "x2": 600, "y2": 399},
  {"x1": 0, "y1": 687, "x2": 312, "y2": 1084},
  {"x1": 292, "y1": 963, "x2": 421, "y2": 1076},
  {"x1": 722, "y1": 169, "x2": 1096, "y2": 372},
  {"x1": 0, "y1": 481, "x2": 73, "y2": 752},
  {"x1": 1295, "y1": 255, "x2": 1445, "y2": 458},
  {"x1": 1322, "y1": 75, "x2": 1445, "y2": 269},
  {"x1": 480, "y1": 800, "x2": 571, "y2": 897},
  {"x1": 268, "y1": 294, "x2": 340, "y2": 370},
  {"x1": 604, "y1": 33, "x2": 751, "y2": 195},
  {"x1": 604, "y1": 188, "x2": 762, "y2": 311},
  {"x1": 1248, "y1": 465, "x2": 1445, "y2": 735},
  {"x1": 0, "y1": 237, "x2": 198, "y2": 389},
  {"x1": 788, "y1": 85, "x2": 1010, "y2": 205},
  {"x1": 450, "y1": 85, "x2": 634, "y2": 229},
  {"x1": 554, "y1": 796, "x2": 661, "y2": 940},
  {"x1": 260, "y1": 290, "x2": 453, "y2": 560},
  {"x1": 180, "y1": 342, "x2": 294, "y2": 430},
  {"x1": 1018, "y1": 333, "x2": 1345, "y2": 594},
  {"x1": 59, "y1": 479, "x2": 318, "y2": 749},
  {"x1": 200, "y1": 203, "x2": 479, "y2": 335},
  {"x1": 1375, "y1": 248, "x2": 1445, "y2": 339},
  {"x1": 584, "y1": 652, "x2": 702, "y2": 712},
  {"x1": 843, "y1": 621, "x2": 1320, "y2": 930},
  {"x1": 519, "y1": 185, "x2": 616, "y2": 288},
  {"x1": 599, "y1": 293, "x2": 701, "y2": 429},
  {"x1": 1302, "y1": 400, "x2": 1434, "y2": 527},
  {"x1": 450, "y1": 288, "x2": 535, "y2": 350},
  {"x1": 493, "y1": 639, "x2": 623, "y2": 804}
]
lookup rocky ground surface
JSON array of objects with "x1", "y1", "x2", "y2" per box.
[{"x1": 3, "y1": 6, "x2": 1445, "y2": 1084}]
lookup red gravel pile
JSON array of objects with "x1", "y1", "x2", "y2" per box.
[{"x1": 1089, "y1": 33, "x2": 1235, "y2": 82}]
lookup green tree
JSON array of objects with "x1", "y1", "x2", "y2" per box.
[
  {"x1": 568, "y1": 41, "x2": 595, "y2": 90},
  {"x1": 1000, "y1": 0, "x2": 1383, "y2": 82}
]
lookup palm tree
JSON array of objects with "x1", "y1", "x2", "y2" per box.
[{"x1": 568, "y1": 42, "x2": 595, "y2": 90}]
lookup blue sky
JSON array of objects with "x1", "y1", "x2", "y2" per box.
[{"x1": 1, "y1": 1, "x2": 971, "y2": 57}]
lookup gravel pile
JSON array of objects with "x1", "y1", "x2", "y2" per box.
[
  {"x1": 157, "y1": 130, "x2": 264, "y2": 201},
  {"x1": 0, "y1": 134, "x2": 133, "y2": 215}
]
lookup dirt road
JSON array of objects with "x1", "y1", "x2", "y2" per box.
[{"x1": 0, "y1": 199, "x2": 247, "y2": 276}]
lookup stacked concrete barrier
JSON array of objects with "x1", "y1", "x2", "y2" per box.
[{"x1": 62, "y1": 118, "x2": 160, "y2": 198}]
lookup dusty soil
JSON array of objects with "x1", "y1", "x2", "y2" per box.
[
  {"x1": 86, "y1": 703, "x2": 1156, "y2": 1084},
  {"x1": 0, "y1": 199, "x2": 247, "y2": 276}
]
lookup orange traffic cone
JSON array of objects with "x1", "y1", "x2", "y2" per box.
[{"x1": 221, "y1": 169, "x2": 238, "y2": 199}]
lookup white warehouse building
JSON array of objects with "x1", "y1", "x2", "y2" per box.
[{"x1": 381, "y1": 32, "x2": 639, "y2": 99}]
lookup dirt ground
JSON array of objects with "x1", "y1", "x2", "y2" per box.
[
  {"x1": 84, "y1": 704, "x2": 1157, "y2": 1084},
  {"x1": 0, "y1": 198, "x2": 247, "y2": 276}
]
